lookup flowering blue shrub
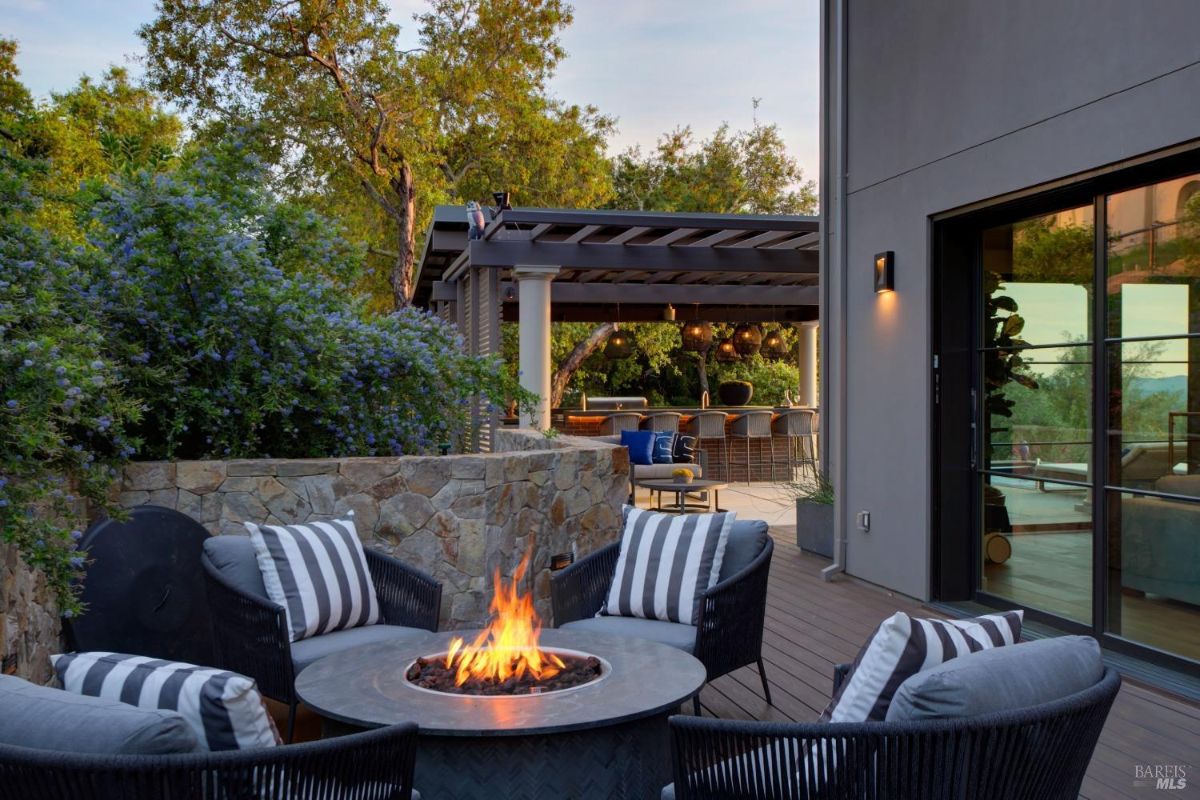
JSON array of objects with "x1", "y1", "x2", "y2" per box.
[
  {"x1": 84, "y1": 138, "x2": 526, "y2": 459},
  {"x1": 0, "y1": 145, "x2": 141, "y2": 614}
]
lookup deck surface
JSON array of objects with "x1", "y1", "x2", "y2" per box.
[{"x1": 697, "y1": 535, "x2": 1200, "y2": 800}]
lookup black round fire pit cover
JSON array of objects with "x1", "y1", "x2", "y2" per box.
[{"x1": 66, "y1": 505, "x2": 215, "y2": 666}]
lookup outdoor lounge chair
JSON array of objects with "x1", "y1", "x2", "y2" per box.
[
  {"x1": 201, "y1": 536, "x2": 442, "y2": 742},
  {"x1": 663, "y1": 658, "x2": 1120, "y2": 800},
  {"x1": 0, "y1": 722, "x2": 419, "y2": 800},
  {"x1": 551, "y1": 519, "x2": 774, "y2": 716},
  {"x1": 0, "y1": 672, "x2": 420, "y2": 800}
]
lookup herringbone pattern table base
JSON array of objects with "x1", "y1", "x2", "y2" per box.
[{"x1": 413, "y1": 711, "x2": 672, "y2": 799}]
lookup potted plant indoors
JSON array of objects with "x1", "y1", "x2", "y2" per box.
[{"x1": 789, "y1": 472, "x2": 835, "y2": 558}]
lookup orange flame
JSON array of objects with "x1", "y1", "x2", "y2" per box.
[{"x1": 444, "y1": 551, "x2": 565, "y2": 687}]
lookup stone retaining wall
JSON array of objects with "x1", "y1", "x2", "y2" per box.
[
  {"x1": 118, "y1": 431, "x2": 629, "y2": 628},
  {"x1": 1, "y1": 544, "x2": 61, "y2": 684}
]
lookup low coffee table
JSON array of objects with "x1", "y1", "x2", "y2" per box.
[
  {"x1": 636, "y1": 477, "x2": 729, "y2": 513},
  {"x1": 295, "y1": 628, "x2": 705, "y2": 799}
]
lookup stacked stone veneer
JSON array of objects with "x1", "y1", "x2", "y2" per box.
[
  {"x1": 117, "y1": 430, "x2": 629, "y2": 629},
  {"x1": 1, "y1": 543, "x2": 61, "y2": 684}
]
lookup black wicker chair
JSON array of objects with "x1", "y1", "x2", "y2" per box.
[
  {"x1": 551, "y1": 527, "x2": 774, "y2": 716},
  {"x1": 0, "y1": 721, "x2": 419, "y2": 800},
  {"x1": 202, "y1": 544, "x2": 441, "y2": 742},
  {"x1": 666, "y1": 665, "x2": 1121, "y2": 800}
]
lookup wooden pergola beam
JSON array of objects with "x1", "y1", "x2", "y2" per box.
[
  {"x1": 498, "y1": 282, "x2": 818, "y2": 306},
  {"x1": 465, "y1": 240, "x2": 816, "y2": 274}
]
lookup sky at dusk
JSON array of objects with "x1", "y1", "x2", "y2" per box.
[{"x1": 1, "y1": 0, "x2": 821, "y2": 184}]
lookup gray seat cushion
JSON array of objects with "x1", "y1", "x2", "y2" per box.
[
  {"x1": 203, "y1": 534, "x2": 270, "y2": 601},
  {"x1": 290, "y1": 624, "x2": 434, "y2": 673},
  {"x1": 0, "y1": 674, "x2": 200, "y2": 755},
  {"x1": 719, "y1": 519, "x2": 768, "y2": 581},
  {"x1": 632, "y1": 462, "x2": 704, "y2": 480},
  {"x1": 886, "y1": 635, "x2": 1104, "y2": 722},
  {"x1": 560, "y1": 615, "x2": 697, "y2": 652}
]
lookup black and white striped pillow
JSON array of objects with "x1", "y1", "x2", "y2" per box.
[
  {"x1": 52, "y1": 652, "x2": 279, "y2": 751},
  {"x1": 821, "y1": 610, "x2": 1024, "y2": 722},
  {"x1": 601, "y1": 506, "x2": 735, "y2": 625},
  {"x1": 244, "y1": 515, "x2": 381, "y2": 642}
]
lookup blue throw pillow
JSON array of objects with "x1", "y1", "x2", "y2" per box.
[
  {"x1": 652, "y1": 431, "x2": 676, "y2": 464},
  {"x1": 620, "y1": 429, "x2": 655, "y2": 466}
]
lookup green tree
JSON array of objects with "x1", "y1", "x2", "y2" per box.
[
  {"x1": 610, "y1": 122, "x2": 816, "y2": 215},
  {"x1": 141, "y1": 0, "x2": 612, "y2": 310},
  {"x1": 26, "y1": 67, "x2": 181, "y2": 242}
]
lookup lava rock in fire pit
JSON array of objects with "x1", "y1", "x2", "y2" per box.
[{"x1": 406, "y1": 653, "x2": 603, "y2": 696}]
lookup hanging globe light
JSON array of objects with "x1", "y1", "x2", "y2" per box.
[
  {"x1": 605, "y1": 327, "x2": 632, "y2": 360},
  {"x1": 732, "y1": 323, "x2": 762, "y2": 356},
  {"x1": 760, "y1": 327, "x2": 789, "y2": 360},
  {"x1": 714, "y1": 337, "x2": 740, "y2": 363},
  {"x1": 680, "y1": 320, "x2": 713, "y2": 352}
]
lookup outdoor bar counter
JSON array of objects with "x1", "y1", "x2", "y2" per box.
[{"x1": 552, "y1": 406, "x2": 818, "y2": 483}]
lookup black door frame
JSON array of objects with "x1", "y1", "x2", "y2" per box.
[{"x1": 930, "y1": 139, "x2": 1200, "y2": 676}]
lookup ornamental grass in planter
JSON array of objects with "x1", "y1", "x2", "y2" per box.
[{"x1": 788, "y1": 472, "x2": 835, "y2": 558}]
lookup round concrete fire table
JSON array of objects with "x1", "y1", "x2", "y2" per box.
[{"x1": 296, "y1": 628, "x2": 706, "y2": 799}]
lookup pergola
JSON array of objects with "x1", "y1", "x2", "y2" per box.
[{"x1": 415, "y1": 206, "x2": 820, "y2": 438}]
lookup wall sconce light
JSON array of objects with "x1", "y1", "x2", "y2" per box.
[{"x1": 874, "y1": 251, "x2": 894, "y2": 293}]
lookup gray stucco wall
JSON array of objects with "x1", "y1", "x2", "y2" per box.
[{"x1": 829, "y1": 0, "x2": 1200, "y2": 598}]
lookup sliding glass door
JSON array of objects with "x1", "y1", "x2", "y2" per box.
[{"x1": 968, "y1": 170, "x2": 1200, "y2": 666}]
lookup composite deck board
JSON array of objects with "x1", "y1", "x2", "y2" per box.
[{"x1": 695, "y1": 535, "x2": 1200, "y2": 800}]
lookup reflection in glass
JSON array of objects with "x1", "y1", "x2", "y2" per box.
[
  {"x1": 1107, "y1": 172, "x2": 1200, "y2": 339},
  {"x1": 1106, "y1": 490, "x2": 1200, "y2": 662},
  {"x1": 981, "y1": 474, "x2": 1092, "y2": 624},
  {"x1": 984, "y1": 346, "x2": 1092, "y2": 470},
  {"x1": 1108, "y1": 340, "x2": 1193, "y2": 488},
  {"x1": 983, "y1": 205, "x2": 1094, "y2": 348}
]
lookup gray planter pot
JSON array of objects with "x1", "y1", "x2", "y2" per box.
[{"x1": 795, "y1": 501, "x2": 834, "y2": 558}]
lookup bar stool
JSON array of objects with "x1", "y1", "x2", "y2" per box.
[
  {"x1": 772, "y1": 408, "x2": 818, "y2": 481},
  {"x1": 729, "y1": 410, "x2": 776, "y2": 484},
  {"x1": 639, "y1": 411, "x2": 682, "y2": 434},
  {"x1": 686, "y1": 411, "x2": 729, "y2": 481},
  {"x1": 600, "y1": 412, "x2": 643, "y2": 435}
]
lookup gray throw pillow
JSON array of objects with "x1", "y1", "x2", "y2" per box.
[
  {"x1": 885, "y1": 635, "x2": 1103, "y2": 721},
  {"x1": 0, "y1": 674, "x2": 200, "y2": 755}
]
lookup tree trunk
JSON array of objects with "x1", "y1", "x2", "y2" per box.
[
  {"x1": 550, "y1": 323, "x2": 616, "y2": 407},
  {"x1": 389, "y1": 162, "x2": 417, "y2": 309},
  {"x1": 695, "y1": 344, "x2": 712, "y2": 400}
]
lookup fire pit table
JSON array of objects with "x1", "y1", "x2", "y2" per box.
[{"x1": 296, "y1": 628, "x2": 705, "y2": 799}]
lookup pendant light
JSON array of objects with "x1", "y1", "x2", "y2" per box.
[
  {"x1": 732, "y1": 323, "x2": 762, "y2": 356},
  {"x1": 681, "y1": 319, "x2": 713, "y2": 352},
  {"x1": 714, "y1": 336, "x2": 740, "y2": 363},
  {"x1": 761, "y1": 327, "x2": 789, "y2": 360},
  {"x1": 605, "y1": 304, "x2": 632, "y2": 359}
]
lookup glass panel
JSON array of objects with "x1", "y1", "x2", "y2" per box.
[
  {"x1": 1107, "y1": 172, "x2": 1200, "y2": 339},
  {"x1": 981, "y1": 474, "x2": 1092, "y2": 624},
  {"x1": 1106, "y1": 489, "x2": 1200, "y2": 661},
  {"x1": 983, "y1": 205, "x2": 1095, "y2": 348},
  {"x1": 984, "y1": 346, "x2": 1091, "y2": 472},
  {"x1": 1108, "y1": 339, "x2": 1196, "y2": 488}
]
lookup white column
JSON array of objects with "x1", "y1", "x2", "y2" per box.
[
  {"x1": 514, "y1": 266, "x2": 559, "y2": 428},
  {"x1": 797, "y1": 322, "x2": 819, "y2": 407}
]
